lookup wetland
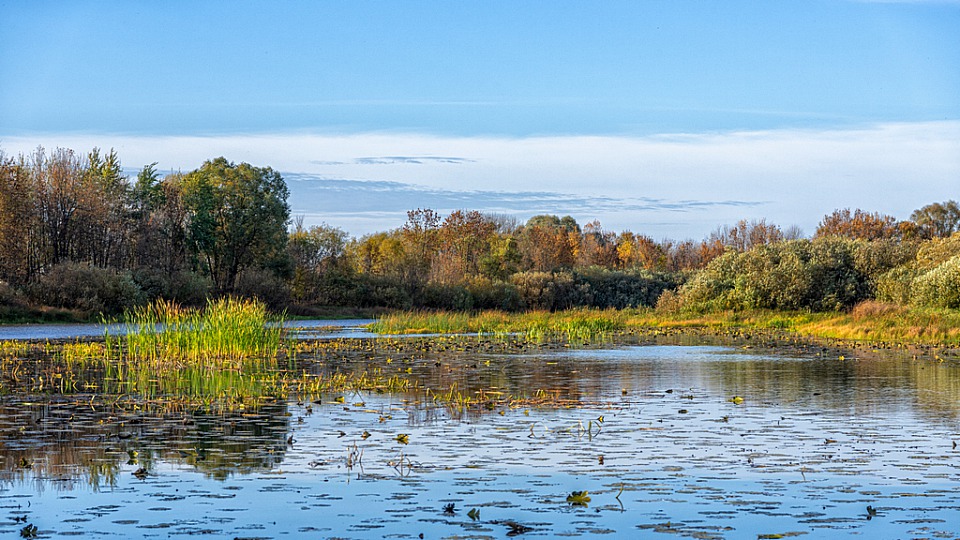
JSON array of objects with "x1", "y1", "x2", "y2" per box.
[{"x1": 0, "y1": 306, "x2": 959, "y2": 539}]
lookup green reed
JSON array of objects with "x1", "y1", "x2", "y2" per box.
[
  {"x1": 108, "y1": 297, "x2": 285, "y2": 368},
  {"x1": 369, "y1": 308, "x2": 626, "y2": 341}
]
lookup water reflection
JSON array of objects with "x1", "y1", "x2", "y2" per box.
[
  {"x1": 0, "y1": 343, "x2": 958, "y2": 539},
  {"x1": 0, "y1": 319, "x2": 376, "y2": 341},
  {"x1": 0, "y1": 400, "x2": 291, "y2": 490}
]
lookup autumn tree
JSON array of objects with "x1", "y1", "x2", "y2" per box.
[
  {"x1": 180, "y1": 158, "x2": 290, "y2": 294},
  {"x1": 286, "y1": 219, "x2": 350, "y2": 304},
  {"x1": 577, "y1": 220, "x2": 618, "y2": 268},
  {"x1": 815, "y1": 208, "x2": 900, "y2": 241},
  {"x1": 518, "y1": 215, "x2": 579, "y2": 272},
  {"x1": 709, "y1": 219, "x2": 784, "y2": 252},
  {"x1": 0, "y1": 154, "x2": 40, "y2": 284},
  {"x1": 616, "y1": 232, "x2": 667, "y2": 270},
  {"x1": 431, "y1": 210, "x2": 496, "y2": 283}
]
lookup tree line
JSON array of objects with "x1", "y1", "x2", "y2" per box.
[{"x1": 1, "y1": 147, "x2": 958, "y2": 316}]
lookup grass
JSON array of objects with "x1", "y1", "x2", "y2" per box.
[
  {"x1": 369, "y1": 303, "x2": 960, "y2": 346},
  {"x1": 110, "y1": 297, "x2": 286, "y2": 366},
  {"x1": 4, "y1": 299, "x2": 957, "y2": 411},
  {"x1": 369, "y1": 308, "x2": 626, "y2": 341}
]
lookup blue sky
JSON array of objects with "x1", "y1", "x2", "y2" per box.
[{"x1": 2, "y1": 0, "x2": 958, "y2": 238}]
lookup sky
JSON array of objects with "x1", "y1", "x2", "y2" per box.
[{"x1": 1, "y1": 0, "x2": 958, "y2": 239}]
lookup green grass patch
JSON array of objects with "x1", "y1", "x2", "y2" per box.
[
  {"x1": 370, "y1": 304, "x2": 960, "y2": 346},
  {"x1": 370, "y1": 308, "x2": 626, "y2": 341}
]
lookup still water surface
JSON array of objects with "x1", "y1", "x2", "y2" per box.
[
  {"x1": 0, "y1": 319, "x2": 377, "y2": 341},
  {"x1": 1, "y1": 342, "x2": 958, "y2": 539}
]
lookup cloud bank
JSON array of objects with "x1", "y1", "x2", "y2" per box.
[{"x1": 3, "y1": 121, "x2": 958, "y2": 239}]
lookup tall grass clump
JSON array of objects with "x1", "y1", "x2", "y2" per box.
[
  {"x1": 110, "y1": 297, "x2": 285, "y2": 368},
  {"x1": 370, "y1": 308, "x2": 625, "y2": 341}
]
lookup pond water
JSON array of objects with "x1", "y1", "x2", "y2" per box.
[
  {"x1": 0, "y1": 319, "x2": 377, "y2": 341},
  {"x1": 1, "y1": 342, "x2": 959, "y2": 539}
]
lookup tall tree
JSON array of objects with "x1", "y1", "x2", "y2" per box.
[
  {"x1": 180, "y1": 158, "x2": 290, "y2": 294},
  {"x1": 910, "y1": 200, "x2": 960, "y2": 239},
  {"x1": 0, "y1": 153, "x2": 39, "y2": 284}
]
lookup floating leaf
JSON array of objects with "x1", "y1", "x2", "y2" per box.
[
  {"x1": 566, "y1": 490, "x2": 591, "y2": 506},
  {"x1": 729, "y1": 396, "x2": 744, "y2": 405},
  {"x1": 467, "y1": 508, "x2": 480, "y2": 520},
  {"x1": 19, "y1": 524, "x2": 38, "y2": 538},
  {"x1": 396, "y1": 433, "x2": 409, "y2": 444}
]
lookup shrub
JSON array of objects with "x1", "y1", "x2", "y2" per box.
[
  {"x1": 911, "y1": 255, "x2": 960, "y2": 308},
  {"x1": 133, "y1": 268, "x2": 212, "y2": 307},
  {"x1": 874, "y1": 266, "x2": 917, "y2": 305},
  {"x1": 29, "y1": 262, "x2": 146, "y2": 315},
  {"x1": 510, "y1": 271, "x2": 585, "y2": 311},
  {"x1": 915, "y1": 232, "x2": 960, "y2": 270},
  {"x1": 574, "y1": 267, "x2": 679, "y2": 309},
  {"x1": 674, "y1": 237, "x2": 904, "y2": 313},
  {"x1": 420, "y1": 283, "x2": 474, "y2": 311},
  {"x1": 465, "y1": 277, "x2": 522, "y2": 311},
  {"x1": 235, "y1": 268, "x2": 291, "y2": 310},
  {"x1": 351, "y1": 274, "x2": 413, "y2": 309}
]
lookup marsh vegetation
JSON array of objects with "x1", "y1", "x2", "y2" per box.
[{"x1": 1, "y1": 324, "x2": 958, "y2": 538}]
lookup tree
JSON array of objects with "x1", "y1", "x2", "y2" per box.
[
  {"x1": 180, "y1": 158, "x2": 290, "y2": 294},
  {"x1": 518, "y1": 215, "x2": 579, "y2": 272},
  {"x1": 577, "y1": 220, "x2": 618, "y2": 268},
  {"x1": 287, "y1": 219, "x2": 349, "y2": 303},
  {"x1": 709, "y1": 219, "x2": 784, "y2": 252},
  {"x1": 0, "y1": 153, "x2": 39, "y2": 284},
  {"x1": 82, "y1": 147, "x2": 132, "y2": 269},
  {"x1": 814, "y1": 208, "x2": 900, "y2": 240},
  {"x1": 910, "y1": 200, "x2": 960, "y2": 239},
  {"x1": 432, "y1": 210, "x2": 496, "y2": 282}
]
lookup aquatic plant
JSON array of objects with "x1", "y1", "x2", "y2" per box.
[
  {"x1": 369, "y1": 308, "x2": 626, "y2": 341},
  {"x1": 111, "y1": 297, "x2": 285, "y2": 365}
]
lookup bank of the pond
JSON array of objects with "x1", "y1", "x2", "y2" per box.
[{"x1": 371, "y1": 304, "x2": 960, "y2": 348}]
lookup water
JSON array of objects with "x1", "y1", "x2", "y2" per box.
[
  {"x1": 1, "y1": 342, "x2": 958, "y2": 539},
  {"x1": 0, "y1": 319, "x2": 377, "y2": 341}
]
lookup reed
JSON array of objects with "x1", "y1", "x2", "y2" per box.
[
  {"x1": 369, "y1": 308, "x2": 625, "y2": 341},
  {"x1": 108, "y1": 297, "x2": 285, "y2": 367}
]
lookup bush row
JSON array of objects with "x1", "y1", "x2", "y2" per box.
[{"x1": 673, "y1": 237, "x2": 918, "y2": 312}]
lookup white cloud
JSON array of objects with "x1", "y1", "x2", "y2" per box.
[{"x1": 3, "y1": 121, "x2": 958, "y2": 239}]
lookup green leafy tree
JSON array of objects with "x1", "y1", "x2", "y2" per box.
[
  {"x1": 910, "y1": 200, "x2": 960, "y2": 239},
  {"x1": 180, "y1": 158, "x2": 290, "y2": 294}
]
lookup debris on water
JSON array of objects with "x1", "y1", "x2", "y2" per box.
[
  {"x1": 492, "y1": 520, "x2": 534, "y2": 536},
  {"x1": 467, "y1": 508, "x2": 480, "y2": 520}
]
